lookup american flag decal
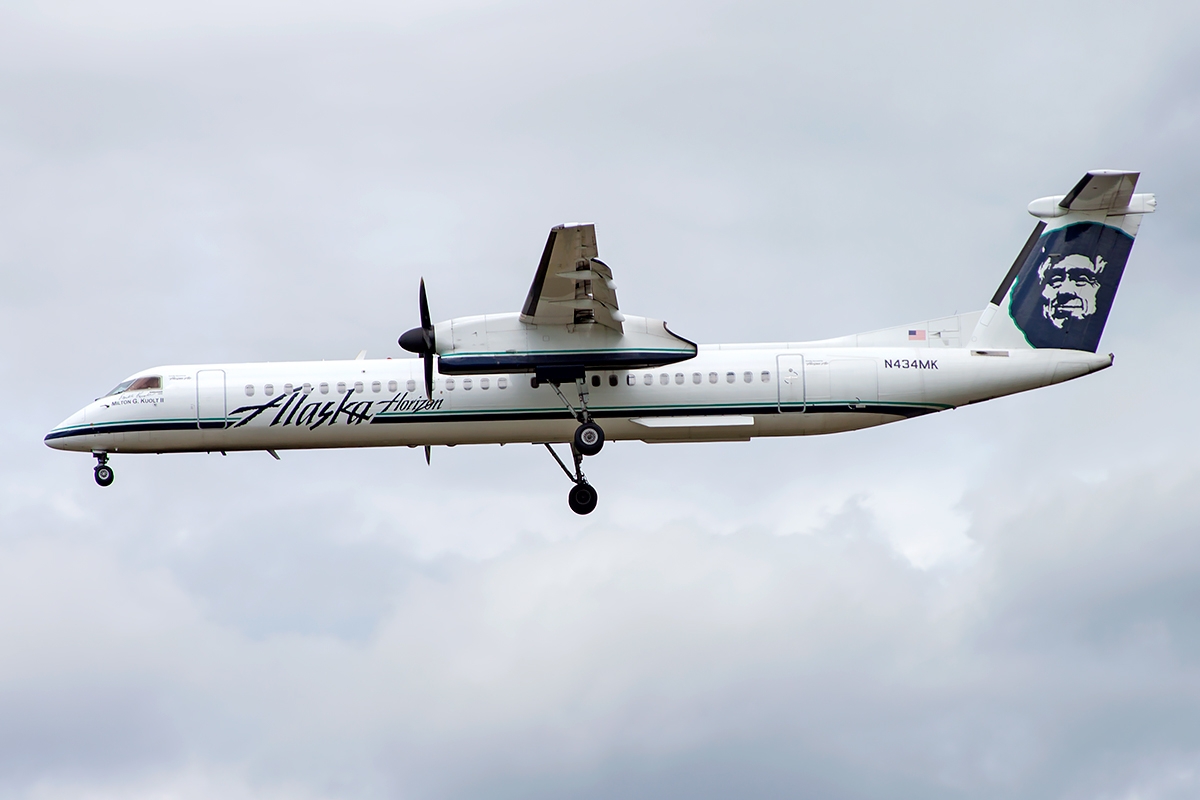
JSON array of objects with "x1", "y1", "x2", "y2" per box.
[{"x1": 908, "y1": 329, "x2": 926, "y2": 341}]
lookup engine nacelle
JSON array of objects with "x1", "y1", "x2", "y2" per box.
[{"x1": 433, "y1": 312, "x2": 696, "y2": 381}]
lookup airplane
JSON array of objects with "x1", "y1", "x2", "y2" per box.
[{"x1": 45, "y1": 170, "x2": 1155, "y2": 514}]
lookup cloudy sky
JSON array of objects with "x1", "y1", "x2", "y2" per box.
[{"x1": 3, "y1": 1, "x2": 1200, "y2": 797}]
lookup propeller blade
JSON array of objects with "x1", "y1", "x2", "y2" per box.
[
  {"x1": 424, "y1": 445, "x2": 431, "y2": 465},
  {"x1": 398, "y1": 278, "x2": 437, "y2": 398},
  {"x1": 400, "y1": 278, "x2": 436, "y2": 364},
  {"x1": 419, "y1": 278, "x2": 431, "y2": 331}
]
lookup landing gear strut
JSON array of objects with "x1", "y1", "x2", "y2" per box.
[
  {"x1": 543, "y1": 443, "x2": 599, "y2": 515},
  {"x1": 547, "y1": 377, "x2": 605, "y2": 457},
  {"x1": 539, "y1": 374, "x2": 605, "y2": 514},
  {"x1": 93, "y1": 452, "x2": 114, "y2": 487}
]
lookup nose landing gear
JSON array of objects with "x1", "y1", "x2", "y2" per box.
[{"x1": 93, "y1": 452, "x2": 114, "y2": 487}]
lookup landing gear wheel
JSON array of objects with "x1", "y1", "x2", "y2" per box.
[
  {"x1": 568, "y1": 482, "x2": 598, "y2": 515},
  {"x1": 94, "y1": 465, "x2": 114, "y2": 487},
  {"x1": 573, "y1": 421, "x2": 605, "y2": 456}
]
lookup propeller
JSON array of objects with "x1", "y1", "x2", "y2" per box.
[{"x1": 398, "y1": 278, "x2": 436, "y2": 400}]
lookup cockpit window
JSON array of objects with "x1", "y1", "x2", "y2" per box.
[
  {"x1": 128, "y1": 376, "x2": 162, "y2": 391},
  {"x1": 104, "y1": 376, "x2": 161, "y2": 396}
]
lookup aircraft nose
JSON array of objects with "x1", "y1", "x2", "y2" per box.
[{"x1": 44, "y1": 408, "x2": 88, "y2": 451}]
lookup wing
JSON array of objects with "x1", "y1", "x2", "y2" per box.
[{"x1": 520, "y1": 223, "x2": 624, "y2": 332}]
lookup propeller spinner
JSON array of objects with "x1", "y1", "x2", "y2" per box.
[{"x1": 398, "y1": 279, "x2": 436, "y2": 400}]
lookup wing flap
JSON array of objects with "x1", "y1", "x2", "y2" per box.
[{"x1": 521, "y1": 224, "x2": 623, "y2": 331}]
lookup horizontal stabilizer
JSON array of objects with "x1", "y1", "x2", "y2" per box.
[
  {"x1": 1027, "y1": 170, "x2": 1156, "y2": 218},
  {"x1": 1059, "y1": 170, "x2": 1138, "y2": 211}
]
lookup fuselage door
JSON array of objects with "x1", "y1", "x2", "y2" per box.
[
  {"x1": 777, "y1": 354, "x2": 805, "y2": 412},
  {"x1": 805, "y1": 358, "x2": 879, "y2": 410},
  {"x1": 196, "y1": 369, "x2": 227, "y2": 429}
]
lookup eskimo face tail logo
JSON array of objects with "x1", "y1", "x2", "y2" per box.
[
  {"x1": 1008, "y1": 221, "x2": 1134, "y2": 352},
  {"x1": 1039, "y1": 253, "x2": 1106, "y2": 328}
]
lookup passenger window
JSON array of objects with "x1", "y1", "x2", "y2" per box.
[
  {"x1": 265, "y1": 384, "x2": 275, "y2": 396},
  {"x1": 245, "y1": 384, "x2": 255, "y2": 397},
  {"x1": 627, "y1": 374, "x2": 636, "y2": 386},
  {"x1": 660, "y1": 373, "x2": 669, "y2": 385},
  {"x1": 709, "y1": 372, "x2": 718, "y2": 384},
  {"x1": 302, "y1": 383, "x2": 312, "y2": 393},
  {"x1": 609, "y1": 375, "x2": 618, "y2": 387},
  {"x1": 498, "y1": 377, "x2": 508, "y2": 389},
  {"x1": 406, "y1": 380, "x2": 416, "y2": 392},
  {"x1": 675, "y1": 373, "x2": 684, "y2": 385},
  {"x1": 446, "y1": 378, "x2": 455, "y2": 390},
  {"x1": 692, "y1": 373, "x2": 701, "y2": 384},
  {"x1": 337, "y1": 382, "x2": 346, "y2": 394},
  {"x1": 463, "y1": 378, "x2": 472, "y2": 390},
  {"x1": 128, "y1": 376, "x2": 162, "y2": 391},
  {"x1": 726, "y1": 372, "x2": 735, "y2": 384},
  {"x1": 744, "y1": 371, "x2": 753, "y2": 383},
  {"x1": 481, "y1": 377, "x2": 490, "y2": 390},
  {"x1": 372, "y1": 381, "x2": 381, "y2": 393},
  {"x1": 319, "y1": 382, "x2": 329, "y2": 394},
  {"x1": 644, "y1": 374, "x2": 653, "y2": 386},
  {"x1": 353, "y1": 381, "x2": 363, "y2": 393},
  {"x1": 591, "y1": 375, "x2": 600, "y2": 387},
  {"x1": 388, "y1": 380, "x2": 398, "y2": 392},
  {"x1": 761, "y1": 371, "x2": 771, "y2": 383}
]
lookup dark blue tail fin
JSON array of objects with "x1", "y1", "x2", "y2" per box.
[{"x1": 972, "y1": 171, "x2": 1155, "y2": 352}]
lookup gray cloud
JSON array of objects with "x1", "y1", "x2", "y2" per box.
[
  {"x1": 6, "y1": 463, "x2": 1200, "y2": 798},
  {"x1": 3, "y1": 0, "x2": 1200, "y2": 797}
]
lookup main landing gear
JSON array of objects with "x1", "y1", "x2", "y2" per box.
[
  {"x1": 93, "y1": 451, "x2": 114, "y2": 487},
  {"x1": 574, "y1": 421, "x2": 604, "y2": 457},
  {"x1": 544, "y1": 443, "x2": 599, "y2": 515},
  {"x1": 547, "y1": 377, "x2": 606, "y2": 457},
  {"x1": 542, "y1": 376, "x2": 605, "y2": 514}
]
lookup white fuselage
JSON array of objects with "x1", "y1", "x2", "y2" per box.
[{"x1": 45, "y1": 342, "x2": 1111, "y2": 455}]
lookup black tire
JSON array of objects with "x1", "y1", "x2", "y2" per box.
[
  {"x1": 568, "y1": 483, "x2": 598, "y2": 515},
  {"x1": 573, "y1": 421, "x2": 605, "y2": 456},
  {"x1": 94, "y1": 465, "x2": 114, "y2": 487}
]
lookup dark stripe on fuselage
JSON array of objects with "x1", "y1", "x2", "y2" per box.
[
  {"x1": 371, "y1": 403, "x2": 940, "y2": 425},
  {"x1": 44, "y1": 403, "x2": 942, "y2": 442},
  {"x1": 44, "y1": 420, "x2": 229, "y2": 441}
]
